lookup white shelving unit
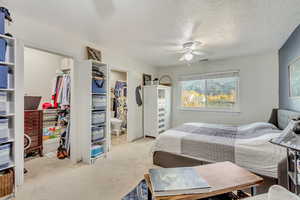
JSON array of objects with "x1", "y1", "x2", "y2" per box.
[
  {"x1": 0, "y1": 33, "x2": 22, "y2": 199},
  {"x1": 77, "y1": 60, "x2": 110, "y2": 164},
  {"x1": 143, "y1": 85, "x2": 171, "y2": 138}
]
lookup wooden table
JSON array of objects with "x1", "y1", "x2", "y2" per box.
[{"x1": 144, "y1": 161, "x2": 264, "y2": 200}]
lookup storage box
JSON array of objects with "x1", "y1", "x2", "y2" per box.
[
  {"x1": 0, "y1": 39, "x2": 6, "y2": 62},
  {"x1": 0, "y1": 11, "x2": 4, "y2": 35},
  {"x1": 7, "y1": 72, "x2": 13, "y2": 89},
  {"x1": 92, "y1": 95, "x2": 106, "y2": 109},
  {"x1": 91, "y1": 144, "x2": 104, "y2": 158},
  {"x1": 92, "y1": 111, "x2": 105, "y2": 125},
  {"x1": 0, "y1": 118, "x2": 8, "y2": 129},
  {"x1": 0, "y1": 66, "x2": 7, "y2": 88},
  {"x1": 0, "y1": 102, "x2": 13, "y2": 115},
  {"x1": 0, "y1": 169, "x2": 14, "y2": 198},
  {"x1": 0, "y1": 91, "x2": 6, "y2": 102},
  {"x1": 5, "y1": 45, "x2": 13, "y2": 63},
  {"x1": 0, "y1": 92, "x2": 12, "y2": 115},
  {"x1": 92, "y1": 126, "x2": 104, "y2": 142},
  {"x1": 0, "y1": 143, "x2": 10, "y2": 168},
  {"x1": 92, "y1": 79, "x2": 106, "y2": 94},
  {"x1": 0, "y1": 128, "x2": 8, "y2": 143}
]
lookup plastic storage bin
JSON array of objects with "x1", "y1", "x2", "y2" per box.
[
  {"x1": 7, "y1": 72, "x2": 13, "y2": 89},
  {"x1": 0, "y1": 128, "x2": 8, "y2": 143},
  {"x1": 0, "y1": 118, "x2": 8, "y2": 128},
  {"x1": 0, "y1": 66, "x2": 7, "y2": 88},
  {"x1": 0, "y1": 91, "x2": 8, "y2": 114},
  {"x1": 0, "y1": 39, "x2": 6, "y2": 62},
  {"x1": 92, "y1": 95, "x2": 106, "y2": 109},
  {"x1": 92, "y1": 111, "x2": 105, "y2": 125},
  {"x1": 0, "y1": 118, "x2": 8, "y2": 143},
  {"x1": 91, "y1": 144, "x2": 104, "y2": 158},
  {"x1": 92, "y1": 79, "x2": 106, "y2": 94},
  {"x1": 0, "y1": 143, "x2": 10, "y2": 168},
  {"x1": 0, "y1": 10, "x2": 4, "y2": 35},
  {"x1": 91, "y1": 126, "x2": 104, "y2": 142}
]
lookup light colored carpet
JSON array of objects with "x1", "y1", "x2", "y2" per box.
[{"x1": 17, "y1": 138, "x2": 156, "y2": 200}]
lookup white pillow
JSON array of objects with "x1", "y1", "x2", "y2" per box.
[{"x1": 268, "y1": 185, "x2": 300, "y2": 200}]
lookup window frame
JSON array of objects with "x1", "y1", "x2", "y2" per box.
[{"x1": 178, "y1": 71, "x2": 240, "y2": 113}]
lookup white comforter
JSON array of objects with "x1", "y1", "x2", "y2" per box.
[{"x1": 152, "y1": 122, "x2": 286, "y2": 178}]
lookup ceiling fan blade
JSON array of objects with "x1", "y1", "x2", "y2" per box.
[
  {"x1": 190, "y1": 21, "x2": 202, "y2": 41},
  {"x1": 179, "y1": 55, "x2": 186, "y2": 61},
  {"x1": 192, "y1": 51, "x2": 205, "y2": 56}
]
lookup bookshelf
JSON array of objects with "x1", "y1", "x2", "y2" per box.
[
  {"x1": 0, "y1": 33, "x2": 22, "y2": 199},
  {"x1": 77, "y1": 60, "x2": 110, "y2": 164}
]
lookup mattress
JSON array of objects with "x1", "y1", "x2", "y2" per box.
[{"x1": 152, "y1": 122, "x2": 286, "y2": 178}]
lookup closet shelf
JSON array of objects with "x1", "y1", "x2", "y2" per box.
[
  {"x1": 0, "y1": 161, "x2": 15, "y2": 171},
  {"x1": 91, "y1": 123, "x2": 106, "y2": 128},
  {"x1": 0, "y1": 34, "x2": 15, "y2": 46},
  {"x1": 91, "y1": 153, "x2": 106, "y2": 162},
  {"x1": 0, "y1": 61, "x2": 15, "y2": 67},
  {"x1": 92, "y1": 93, "x2": 107, "y2": 95},
  {"x1": 0, "y1": 138, "x2": 14, "y2": 145},
  {"x1": 0, "y1": 88, "x2": 14, "y2": 92},
  {"x1": 92, "y1": 138, "x2": 106, "y2": 144},
  {"x1": 91, "y1": 108, "x2": 106, "y2": 111},
  {"x1": 0, "y1": 113, "x2": 15, "y2": 117}
]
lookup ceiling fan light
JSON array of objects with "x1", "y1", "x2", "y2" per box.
[{"x1": 184, "y1": 53, "x2": 194, "y2": 61}]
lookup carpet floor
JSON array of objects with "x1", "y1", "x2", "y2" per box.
[{"x1": 17, "y1": 138, "x2": 156, "y2": 200}]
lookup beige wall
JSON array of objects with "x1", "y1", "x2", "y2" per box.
[
  {"x1": 24, "y1": 47, "x2": 67, "y2": 107},
  {"x1": 158, "y1": 52, "x2": 279, "y2": 126},
  {"x1": 7, "y1": 12, "x2": 157, "y2": 141},
  {"x1": 110, "y1": 70, "x2": 127, "y2": 89}
]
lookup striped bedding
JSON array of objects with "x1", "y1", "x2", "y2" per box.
[{"x1": 152, "y1": 122, "x2": 286, "y2": 178}]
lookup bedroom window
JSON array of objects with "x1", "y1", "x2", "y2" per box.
[{"x1": 180, "y1": 71, "x2": 239, "y2": 111}]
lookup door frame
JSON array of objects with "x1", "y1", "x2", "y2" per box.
[
  {"x1": 17, "y1": 41, "x2": 81, "y2": 185},
  {"x1": 109, "y1": 67, "x2": 130, "y2": 142}
]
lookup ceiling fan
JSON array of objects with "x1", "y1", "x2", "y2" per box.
[{"x1": 178, "y1": 41, "x2": 206, "y2": 62}]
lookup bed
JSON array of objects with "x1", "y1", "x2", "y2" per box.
[{"x1": 152, "y1": 109, "x2": 300, "y2": 180}]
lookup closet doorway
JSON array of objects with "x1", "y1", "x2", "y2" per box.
[
  {"x1": 23, "y1": 47, "x2": 74, "y2": 179},
  {"x1": 110, "y1": 69, "x2": 128, "y2": 146}
]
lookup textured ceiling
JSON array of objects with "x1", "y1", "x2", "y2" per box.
[{"x1": 2, "y1": 0, "x2": 300, "y2": 67}]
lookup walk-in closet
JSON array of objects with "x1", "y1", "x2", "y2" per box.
[
  {"x1": 23, "y1": 47, "x2": 74, "y2": 178},
  {"x1": 110, "y1": 70, "x2": 127, "y2": 146}
]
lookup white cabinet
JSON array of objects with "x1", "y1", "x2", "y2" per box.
[{"x1": 143, "y1": 85, "x2": 171, "y2": 138}]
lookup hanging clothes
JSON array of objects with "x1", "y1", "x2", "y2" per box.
[
  {"x1": 48, "y1": 71, "x2": 72, "y2": 159},
  {"x1": 135, "y1": 85, "x2": 142, "y2": 106},
  {"x1": 114, "y1": 81, "x2": 127, "y2": 128},
  {"x1": 51, "y1": 73, "x2": 71, "y2": 108}
]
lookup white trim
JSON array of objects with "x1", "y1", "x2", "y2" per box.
[
  {"x1": 178, "y1": 71, "x2": 240, "y2": 113},
  {"x1": 179, "y1": 70, "x2": 240, "y2": 81},
  {"x1": 178, "y1": 107, "x2": 241, "y2": 113}
]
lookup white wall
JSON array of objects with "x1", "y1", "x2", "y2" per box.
[
  {"x1": 7, "y1": 12, "x2": 157, "y2": 142},
  {"x1": 158, "y1": 52, "x2": 279, "y2": 127},
  {"x1": 24, "y1": 47, "x2": 66, "y2": 107}
]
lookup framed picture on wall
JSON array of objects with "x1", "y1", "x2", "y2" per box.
[
  {"x1": 86, "y1": 46, "x2": 102, "y2": 62},
  {"x1": 143, "y1": 74, "x2": 152, "y2": 86},
  {"x1": 289, "y1": 57, "x2": 300, "y2": 98}
]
